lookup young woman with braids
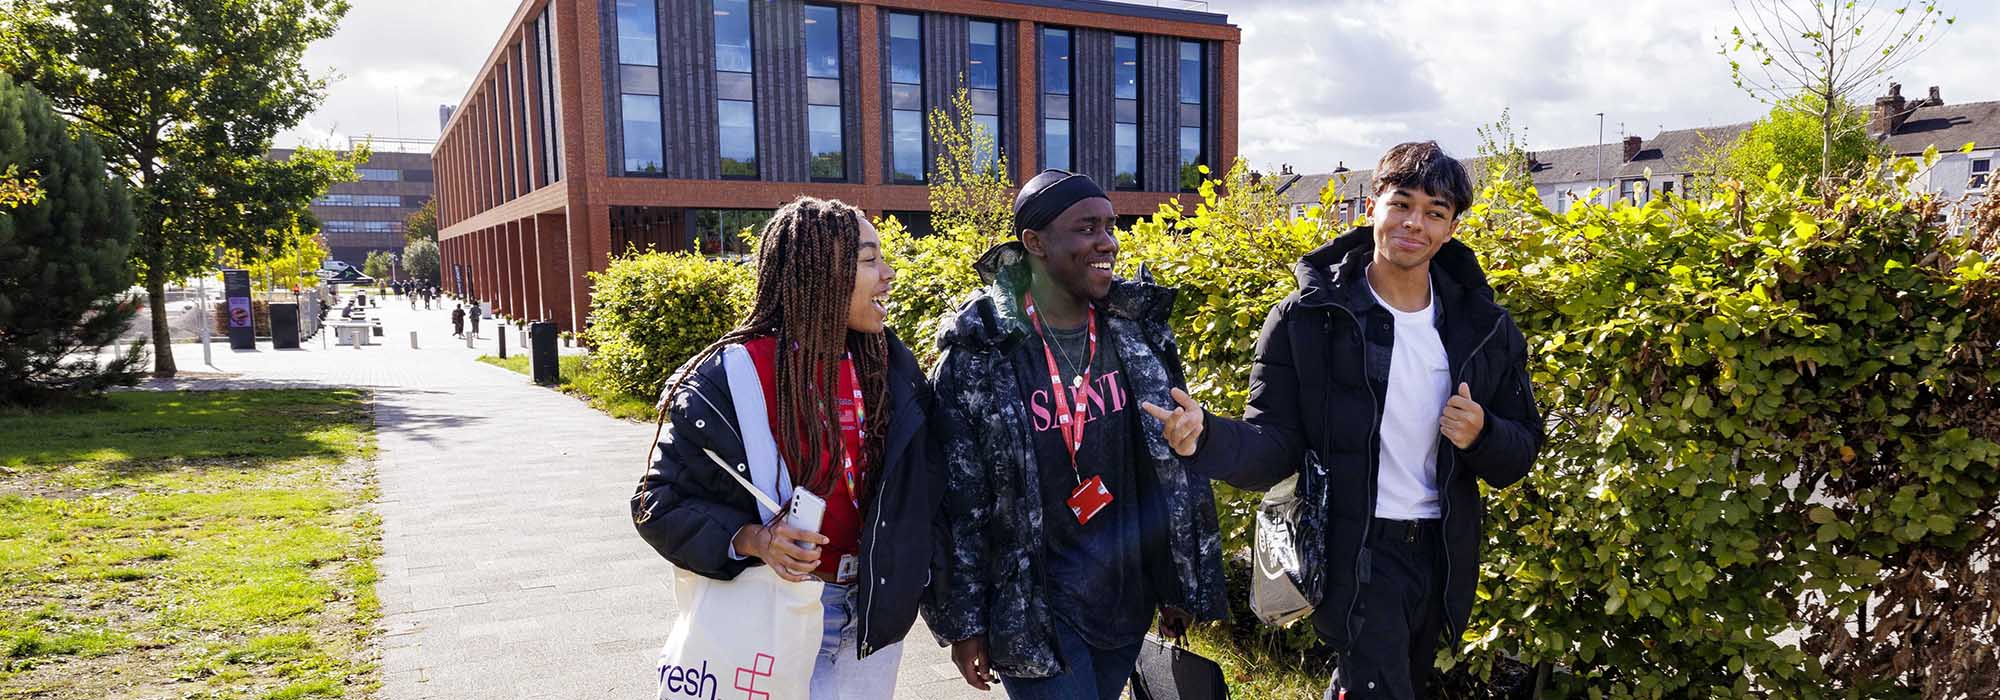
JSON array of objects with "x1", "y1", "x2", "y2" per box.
[{"x1": 632, "y1": 196, "x2": 941, "y2": 698}]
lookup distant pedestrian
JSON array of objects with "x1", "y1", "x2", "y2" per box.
[
  {"x1": 451, "y1": 304, "x2": 465, "y2": 337},
  {"x1": 468, "y1": 302, "x2": 481, "y2": 337}
]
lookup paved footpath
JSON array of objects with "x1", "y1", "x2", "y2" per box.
[{"x1": 143, "y1": 298, "x2": 981, "y2": 699}]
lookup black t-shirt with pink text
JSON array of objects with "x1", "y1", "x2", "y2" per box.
[{"x1": 1014, "y1": 319, "x2": 1153, "y2": 650}]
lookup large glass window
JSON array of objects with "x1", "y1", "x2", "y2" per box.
[
  {"x1": 537, "y1": 7, "x2": 563, "y2": 183},
  {"x1": 623, "y1": 94, "x2": 664, "y2": 173},
  {"x1": 714, "y1": 0, "x2": 756, "y2": 178},
  {"x1": 616, "y1": 0, "x2": 659, "y2": 176},
  {"x1": 1113, "y1": 35, "x2": 1139, "y2": 189},
  {"x1": 713, "y1": 0, "x2": 752, "y2": 73},
  {"x1": 357, "y1": 168, "x2": 401, "y2": 182},
  {"x1": 1041, "y1": 27, "x2": 1072, "y2": 171},
  {"x1": 888, "y1": 13, "x2": 924, "y2": 183},
  {"x1": 805, "y1": 5, "x2": 844, "y2": 181},
  {"x1": 717, "y1": 100, "x2": 757, "y2": 178},
  {"x1": 1176, "y1": 40, "x2": 1204, "y2": 190},
  {"x1": 969, "y1": 21, "x2": 1002, "y2": 170},
  {"x1": 615, "y1": 0, "x2": 658, "y2": 67},
  {"x1": 689, "y1": 209, "x2": 771, "y2": 258}
]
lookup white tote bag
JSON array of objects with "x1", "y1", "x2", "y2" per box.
[{"x1": 654, "y1": 346, "x2": 823, "y2": 700}]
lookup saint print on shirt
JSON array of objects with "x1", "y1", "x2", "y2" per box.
[{"x1": 1027, "y1": 370, "x2": 1129, "y2": 432}]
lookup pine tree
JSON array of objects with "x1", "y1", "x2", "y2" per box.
[{"x1": 0, "y1": 73, "x2": 142, "y2": 405}]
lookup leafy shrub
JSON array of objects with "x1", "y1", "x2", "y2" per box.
[
  {"x1": 877, "y1": 215, "x2": 995, "y2": 368},
  {"x1": 1450, "y1": 153, "x2": 2000, "y2": 699},
  {"x1": 582, "y1": 249, "x2": 752, "y2": 401}
]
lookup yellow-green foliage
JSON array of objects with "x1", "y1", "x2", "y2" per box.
[
  {"x1": 1449, "y1": 153, "x2": 2000, "y2": 698},
  {"x1": 877, "y1": 214, "x2": 998, "y2": 367},
  {"x1": 583, "y1": 249, "x2": 753, "y2": 401}
]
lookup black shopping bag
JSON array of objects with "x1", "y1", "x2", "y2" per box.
[{"x1": 1130, "y1": 634, "x2": 1229, "y2": 700}]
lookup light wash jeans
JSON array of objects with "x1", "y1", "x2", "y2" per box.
[{"x1": 811, "y1": 582, "x2": 904, "y2": 699}]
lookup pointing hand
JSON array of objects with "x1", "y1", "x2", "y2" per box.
[
  {"x1": 1141, "y1": 388, "x2": 1206, "y2": 457},
  {"x1": 1440, "y1": 382, "x2": 1486, "y2": 450}
]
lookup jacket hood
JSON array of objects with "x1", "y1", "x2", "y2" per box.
[
  {"x1": 942, "y1": 240, "x2": 1177, "y2": 350},
  {"x1": 1295, "y1": 226, "x2": 1499, "y2": 313}
]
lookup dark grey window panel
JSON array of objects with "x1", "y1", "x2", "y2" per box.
[
  {"x1": 620, "y1": 65, "x2": 661, "y2": 95},
  {"x1": 1115, "y1": 98, "x2": 1137, "y2": 124},
  {"x1": 971, "y1": 88, "x2": 999, "y2": 116},
  {"x1": 891, "y1": 84, "x2": 922, "y2": 110},
  {"x1": 1044, "y1": 94, "x2": 1070, "y2": 120},
  {"x1": 717, "y1": 71, "x2": 754, "y2": 100},
  {"x1": 807, "y1": 77, "x2": 841, "y2": 106},
  {"x1": 1178, "y1": 103, "x2": 1202, "y2": 125}
]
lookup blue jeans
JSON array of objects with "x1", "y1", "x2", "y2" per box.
[
  {"x1": 811, "y1": 582, "x2": 903, "y2": 699},
  {"x1": 999, "y1": 619, "x2": 1142, "y2": 700}
]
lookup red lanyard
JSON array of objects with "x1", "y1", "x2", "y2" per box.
[
  {"x1": 1024, "y1": 293, "x2": 1097, "y2": 484},
  {"x1": 835, "y1": 354, "x2": 866, "y2": 510}
]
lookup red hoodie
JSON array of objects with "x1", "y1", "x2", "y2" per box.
[{"x1": 743, "y1": 337, "x2": 864, "y2": 579}]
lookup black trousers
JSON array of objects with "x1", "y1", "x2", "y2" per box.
[{"x1": 1324, "y1": 518, "x2": 1447, "y2": 700}]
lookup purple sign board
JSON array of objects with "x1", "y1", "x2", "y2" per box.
[{"x1": 222, "y1": 269, "x2": 255, "y2": 349}]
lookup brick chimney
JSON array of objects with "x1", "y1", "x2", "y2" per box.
[
  {"x1": 1927, "y1": 85, "x2": 1943, "y2": 107},
  {"x1": 1872, "y1": 82, "x2": 1909, "y2": 137},
  {"x1": 1622, "y1": 136, "x2": 1642, "y2": 163}
]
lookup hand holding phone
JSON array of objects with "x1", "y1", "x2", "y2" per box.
[{"x1": 783, "y1": 487, "x2": 826, "y2": 545}]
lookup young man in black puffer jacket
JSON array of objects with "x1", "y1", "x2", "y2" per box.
[{"x1": 1145, "y1": 142, "x2": 1544, "y2": 700}]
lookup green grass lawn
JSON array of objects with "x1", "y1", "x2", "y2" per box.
[
  {"x1": 0, "y1": 390, "x2": 380, "y2": 699},
  {"x1": 477, "y1": 354, "x2": 655, "y2": 421}
]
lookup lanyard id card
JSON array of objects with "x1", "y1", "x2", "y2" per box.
[{"x1": 1068, "y1": 474, "x2": 1114, "y2": 525}]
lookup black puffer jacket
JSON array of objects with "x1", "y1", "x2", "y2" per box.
[
  {"x1": 1190, "y1": 228, "x2": 1543, "y2": 653},
  {"x1": 631, "y1": 332, "x2": 942, "y2": 659}
]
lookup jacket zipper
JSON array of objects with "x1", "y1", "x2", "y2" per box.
[
  {"x1": 1438, "y1": 315, "x2": 1506, "y2": 640},
  {"x1": 858, "y1": 455, "x2": 888, "y2": 658},
  {"x1": 1331, "y1": 306, "x2": 1379, "y2": 648}
]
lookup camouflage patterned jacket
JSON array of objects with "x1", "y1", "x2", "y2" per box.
[{"x1": 920, "y1": 242, "x2": 1229, "y2": 679}]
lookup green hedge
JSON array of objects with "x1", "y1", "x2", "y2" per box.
[
  {"x1": 582, "y1": 249, "x2": 752, "y2": 402},
  {"x1": 1450, "y1": 155, "x2": 2000, "y2": 698}
]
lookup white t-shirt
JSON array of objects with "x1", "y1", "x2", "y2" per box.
[{"x1": 1366, "y1": 271, "x2": 1450, "y2": 520}]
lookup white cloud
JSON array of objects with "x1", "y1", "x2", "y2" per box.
[
  {"x1": 1224, "y1": 0, "x2": 1999, "y2": 174},
  {"x1": 277, "y1": 0, "x2": 519, "y2": 151}
]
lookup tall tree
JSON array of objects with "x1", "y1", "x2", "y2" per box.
[
  {"x1": 0, "y1": 0, "x2": 355, "y2": 377},
  {"x1": 403, "y1": 198, "x2": 436, "y2": 245},
  {"x1": 0, "y1": 72, "x2": 142, "y2": 405},
  {"x1": 926, "y1": 84, "x2": 1014, "y2": 239},
  {"x1": 402, "y1": 237, "x2": 439, "y2": 286},
  {"x1": 1721, "y1": 93, "x2": 1883, "y2": 186},
  {"x1": 1720, "y1": 0, "x2": 1953, "y2": 182},
  {"x1": 361, "y1": 249, "x2": 392, "y2": 281}
]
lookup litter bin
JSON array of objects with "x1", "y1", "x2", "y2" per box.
[
  {"x1": 530, "y1": 321, "x2": 560, "y2": 386},
  {"x1": 269, "y1": 303, "x2": 300, "y2": 349}
]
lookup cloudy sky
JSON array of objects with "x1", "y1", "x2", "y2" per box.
[{"x1": 278, "y1": 0, "x2": 2000, "y2": 173}]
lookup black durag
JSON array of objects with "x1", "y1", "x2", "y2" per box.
[{"x1": 1012, "y1": 169, "x2": 1110, "y2": 235}]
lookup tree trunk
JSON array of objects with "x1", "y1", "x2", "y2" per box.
[{"x1": 145, "y1": 263, "x2": 176, "y2": 378}]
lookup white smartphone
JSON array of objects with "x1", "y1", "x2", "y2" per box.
[{"x1": 783, "y1": 487, "x2": 826, "y2": 545}]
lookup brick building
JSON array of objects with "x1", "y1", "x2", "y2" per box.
[
  {"x1": 433, "y1": 0, "x2": 1240, "y2": 332},
  {"x1": 272, "y1": 147, "x2": 435, "y2": 268}
]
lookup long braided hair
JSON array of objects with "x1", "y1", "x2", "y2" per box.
[{"x1": 665, "y1": 196, "x2": 890, "y2": 497}]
